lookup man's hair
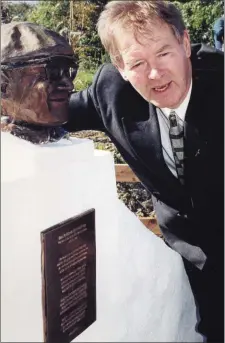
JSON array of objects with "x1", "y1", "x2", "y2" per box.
[{"x1": 97, "y1": 0, "x2": 186, "y2": 65}]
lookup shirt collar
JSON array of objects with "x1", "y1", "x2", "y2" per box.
[{"x1": 160, "y1": 79, "x2": 192, "y2": 121}]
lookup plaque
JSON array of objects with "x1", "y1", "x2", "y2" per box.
[{"x1": 41, "y1": 209, "x2": 96, "y2": 343}]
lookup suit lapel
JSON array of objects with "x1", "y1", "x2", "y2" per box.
[
  {"x1": 122, "y1": 103, "x2": 163, "y2": 176},
  {"x1": 184, "y1": 75, "x2": 208, "y2": 166},
  {"x1": 122, "y1": 103, "x2": 185, "y2": 190}
]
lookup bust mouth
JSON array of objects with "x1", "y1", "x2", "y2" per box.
[
  {"x1": 49, "y1": 98, "x2": 68, "y2": 103},
  {"x1": 48, "y1": 91, "x2": 70, "y2": 103}
]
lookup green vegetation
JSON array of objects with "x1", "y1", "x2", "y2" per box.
[
  {"x1": 27, "y1": 0, "x2": 108, "y2": 71},
  {"x1": 3, "y1": 1, "x2": 33, "y2": 22},
  {"x1": 174, "y1": 0, "x2": 223, "y2": 46},
  {"x1": 74, "y1": 69, "x2": 96, "y2": 91},
  {"x1": 27, "y1": 1, "x2": 70, "y2": 35}
]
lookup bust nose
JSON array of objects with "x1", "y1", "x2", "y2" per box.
[{"x1": 57, "y1": 74, "x2": 74, "y2": 92}]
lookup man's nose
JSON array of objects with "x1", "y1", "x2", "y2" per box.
[{"x1": 148, "y1": 68, "x2": 163, "y2": 80}]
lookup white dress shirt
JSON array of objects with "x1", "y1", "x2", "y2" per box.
[{"x1": 157, "y1": 81, "x2": 193, "y2": 177}]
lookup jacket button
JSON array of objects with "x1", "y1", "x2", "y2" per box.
[{"x1": 177, "y1": 213, "x2": 188, "y2": 218}]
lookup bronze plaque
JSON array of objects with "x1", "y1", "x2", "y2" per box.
[{"x1": 41, "y1": 209, "x2": 96, "y2": 343}]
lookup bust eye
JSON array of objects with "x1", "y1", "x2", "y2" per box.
[
  {"x1": 1, "y1": 82, "x2": 7, "y2": 93},
  {"x1": 38, "y1": 74, "x2": 47, "y2": 82}
]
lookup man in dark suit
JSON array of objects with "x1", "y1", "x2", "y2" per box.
[{"x1": 65, "y1": 1, "x2": 224, "y2": 341}]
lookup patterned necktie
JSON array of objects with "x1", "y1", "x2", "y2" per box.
[{"x1": 168, "y1": 111, "x2": 185, "y2": 185}]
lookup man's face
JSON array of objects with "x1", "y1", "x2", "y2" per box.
[
  {"x1": 116, "y1": 20, "x2": 192, "y2": 109},
  {"x1": 2, "y1": 56, "x2": 76, "y2": 126}
]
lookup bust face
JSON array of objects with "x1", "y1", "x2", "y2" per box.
[{"x1": 2, "y1": 55, "x2": 77, "y2": 126}]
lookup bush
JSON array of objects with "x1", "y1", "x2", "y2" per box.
[
  {"x1": 74, "y1": 69, "x2": 96, "y2": 91},
  {"x1": 174, "y1": 0, "x2": 223, "y2": 46}
]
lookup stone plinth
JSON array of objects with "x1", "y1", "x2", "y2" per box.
[{"x1": 1, "y1": 132, "x2": 203, "y2": 342}]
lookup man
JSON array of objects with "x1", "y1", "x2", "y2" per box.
[
  {"x1": 1, "y1": 22, "x2": 78, "y2": 144},
  {"x1": 65, "y1": 1, "x2": 224, "y2": 341},
  {"x1": 213, "y1": 15, "x2": 224, "y2": 51},
  {"x1": 1, "y1": 21, "x2": 203, "y2": 343}
]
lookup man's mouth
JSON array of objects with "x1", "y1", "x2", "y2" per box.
[{"x1": 153, "y1": 81, "x2": 172, "y2": 93}]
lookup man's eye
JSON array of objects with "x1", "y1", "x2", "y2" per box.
[
  {"x1": 131, "y1": 61, "x2": 143, "y2": 69},
  {"x1": 158, "y1": 52, "x2": 169, "y2": 57}
]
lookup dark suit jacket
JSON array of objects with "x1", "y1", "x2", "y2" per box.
[{"x1": 65, "y1": 44, "x2": 224, "y2": 271}]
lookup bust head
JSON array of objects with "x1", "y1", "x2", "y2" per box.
[{"x1": 1, "y1": 22, "x2": 78, "y2": 143}]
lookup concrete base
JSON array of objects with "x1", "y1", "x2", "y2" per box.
[{"x1": 1, "y1": 133, "x2": 203, "y2": 342}]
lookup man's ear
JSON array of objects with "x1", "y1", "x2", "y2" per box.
[
  {"x1": 114, "y1": 63, "x2": 128, "y2": 81},
  {"x1": 182, "y1": 30, "x2": 191, "y2": 58}
]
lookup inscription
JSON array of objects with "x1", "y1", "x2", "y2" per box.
[
  {"x1": 61, "y1": 302, "x2": 87, "y2": 335},
  {"x1": 58, "y1": 224, "x2": 87, "y2": 245},
  {"x1": 60, "y1": 264, "x2": 86, "y2": 294},
  {"x1": 60, "y1": 282, "x2": 88, "y2": 315},
  {"x1": 57, "y1": 244, "x2": 88, "y2": 274}
]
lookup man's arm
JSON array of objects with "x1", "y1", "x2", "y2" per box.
[{"x1": 64, "y1": 66, "x2": 106, "y2": 133}]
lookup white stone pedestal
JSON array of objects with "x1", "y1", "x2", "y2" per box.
[{"x1": 1, "y1": 132, "x2": 203, "y2": 342}]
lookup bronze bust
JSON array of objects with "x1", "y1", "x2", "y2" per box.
[{"x1": 1, "y1": 22, "x2": 78, "y2": 144}]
